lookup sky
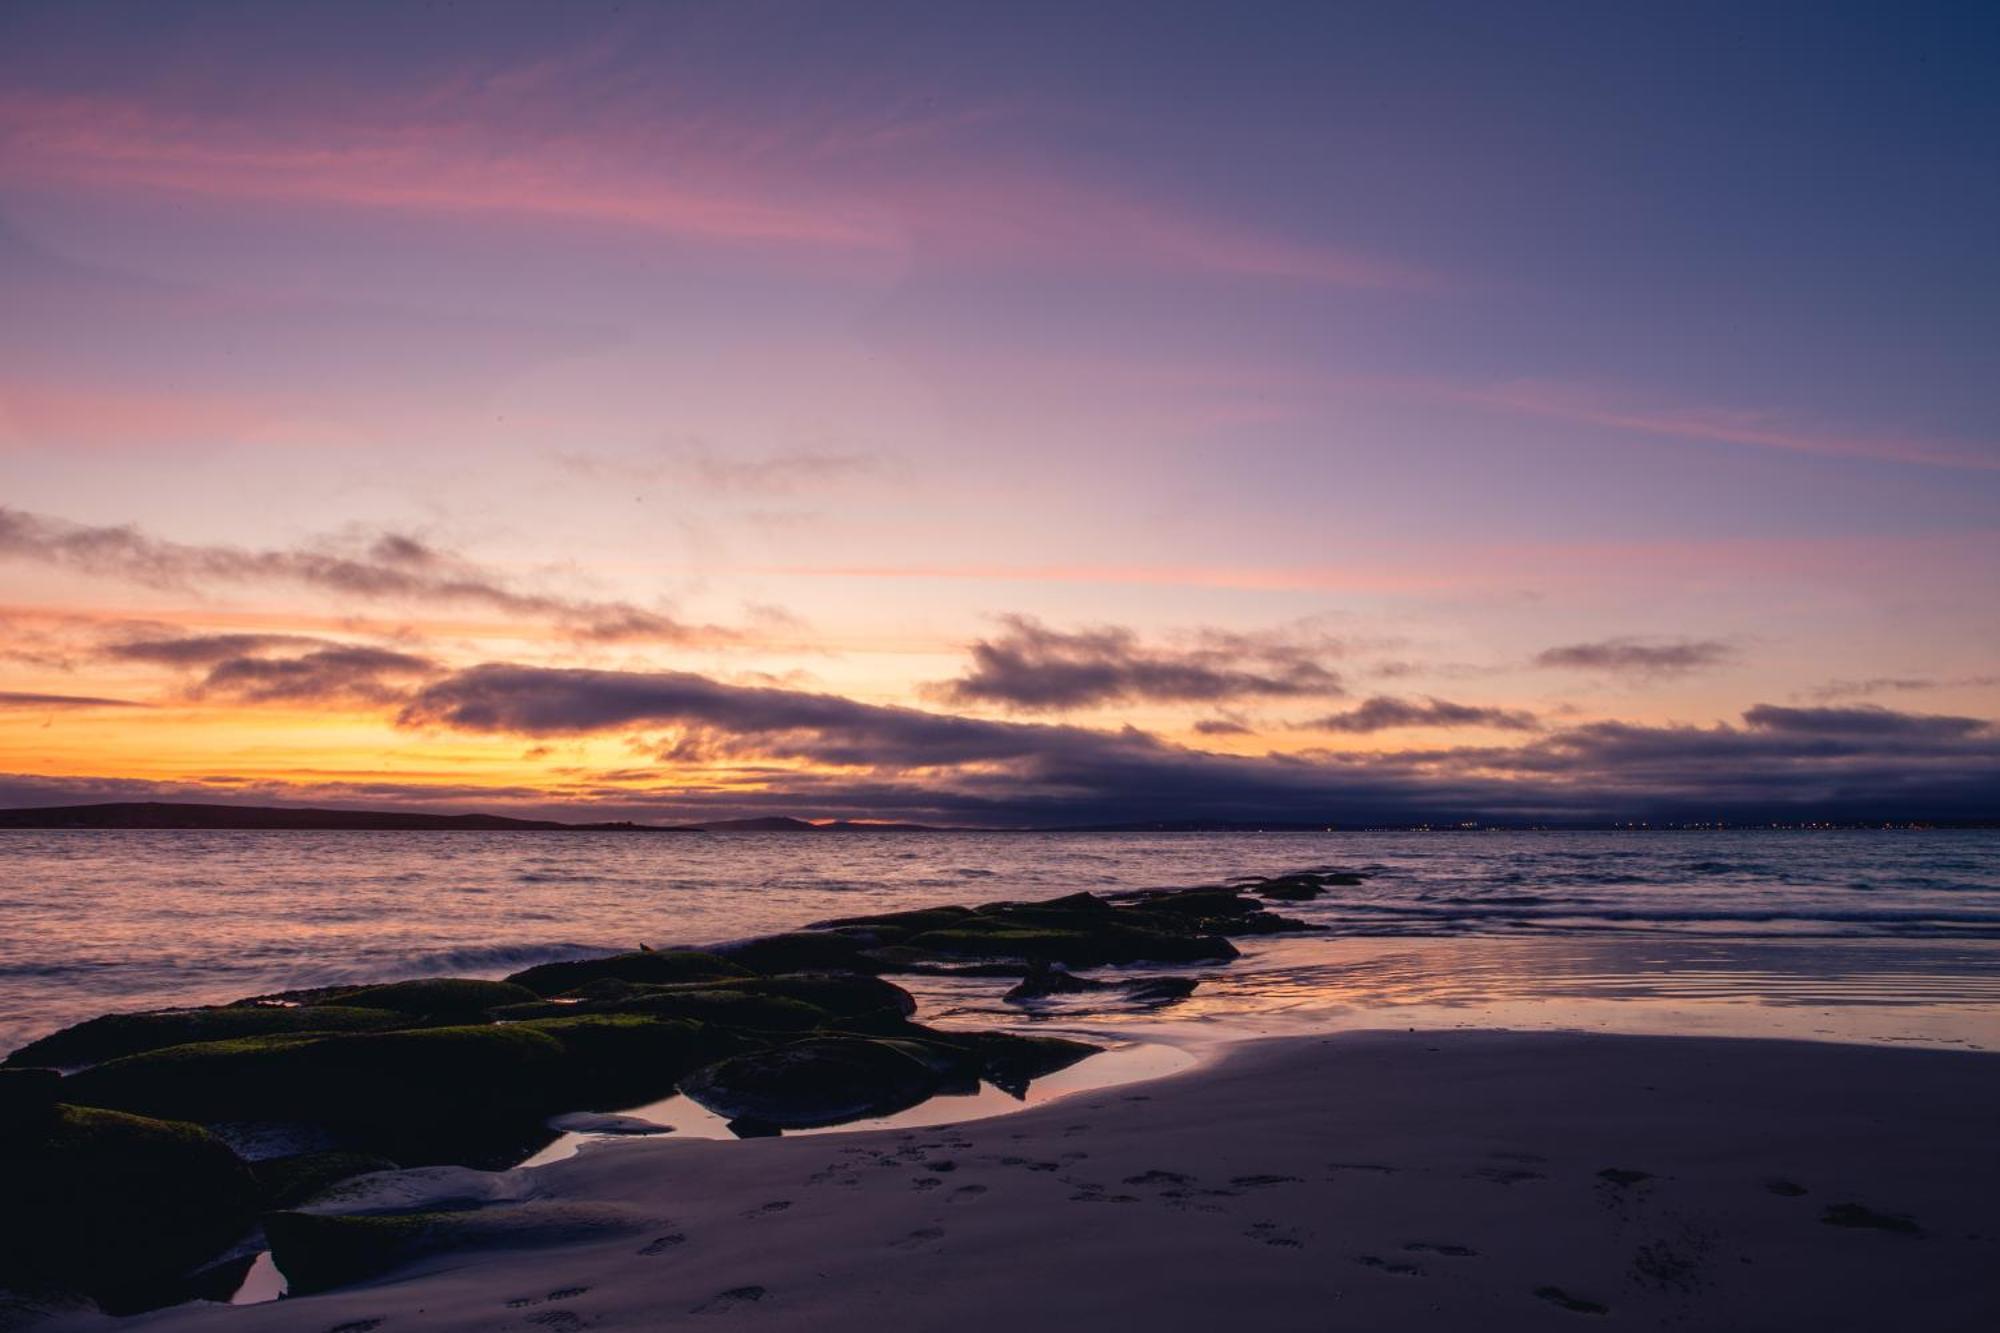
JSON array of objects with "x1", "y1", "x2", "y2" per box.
[{"x1": 1, "y1": 0, "x2": 1996, "y2": 825}]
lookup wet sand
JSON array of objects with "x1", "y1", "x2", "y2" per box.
[{"x1": 72, "y1": 1029, "x2": 2000, "y2": 1332}]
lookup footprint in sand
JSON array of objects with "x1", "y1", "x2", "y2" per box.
[
  {"x1": 924, "y1": 1160, "x2": 956, "y2": 1172},
  {"x1": 1470, "y1": 1167, "x2": 1546, "y2": 1185},
  {"x1": 1597, "y1": 1168, "x2": 1653, "y2": 1187},
  {"x1": 1821, "y1": 1202, "x2": 1923, "y2": 1235},
  {"x1": 328, "y1": 1322, "x2": 382, "y2": 1333},
  {"x1": 1244, "y1": 1221, "x2": 1306, "y2": 1248},
  {"x1": 1764, "y1": 1178, "x2": 1808, "y2": 1197},
  {"x1": 1067, "y1": 1183, "x2": 1140, "y2": 1203},
  {"x1": 1533, "y1": 1286, "x2": 1609, "y2": 1315},
  {"x1": 692, "y1": 1286, "x2": 768, "y2": 1314},
  {"x1": 1405, "y1": 1242, "x2": 1480, "y2": 1258},
  {"x1": 1124, "y1": 1170, "x2": 1195, "y2": 1187},
  {"x1": 948, "y1": 1184, "x2": 988, "y2": 1202},
  {"x1": 526, "y1": 1314, "x2": 584, "y2": 1332},
  {"x1": 546, "y1": 1288, "x2": 588, "y2": 1301},
  {"x1": 1356, "y1": 1254, "x2": 1425, "y2": 1276},
  {"x1": 912, "y1": 1177, "x2": 944, "y2": 1191},
  {"x1": 744, "y1": 1200, "x2": 793, "y2": 1219},
  {"x1": 1326, "y1": 1162, "x2": 1398, "y2": 1175},
  {"x1": 892, "y1": 1226, "x2": 946, "y2": 1249},
  {"x1": 1231, "y1": 1174, "x2": 1302, "y2": 1189}
]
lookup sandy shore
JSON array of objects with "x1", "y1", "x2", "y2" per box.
[{"x1": 71, "y1": 1029, "x2": 2000, "y2": 1332}]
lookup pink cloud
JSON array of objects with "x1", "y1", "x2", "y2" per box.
[
  {"x1": 0, "y1": 91, "x2": 1431, "y2": 288},
  {"x1": 1385, "y1": 376, "x2": 1998, "y2": 472}
]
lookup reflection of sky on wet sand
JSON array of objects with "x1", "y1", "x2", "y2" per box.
[{"x1": 916, "y1": 936, "x2": 2000, "y2": 1054}]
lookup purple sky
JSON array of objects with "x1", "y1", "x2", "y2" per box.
[{"x1": 2, "y1": 2, "x2": 1996, "y2": 823}]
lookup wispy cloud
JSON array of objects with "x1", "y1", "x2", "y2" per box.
[
  {"x1": 0, "y1": 87, "x2": 1430, "y2": 289},
  {"x1": 1395, "y1": 377, "x2": 1999, "y2": 472},
  {"x1": 0, "y1": 506, "x2": 739, "y2": 644},
  {"x1": 1805, "y1": 675, "x2": 2000, "y2": 702},
  {"x1": 1534, "y1": 637, "x2": 1735, "y2": 677},
  {"x1": 0, "y1": 691, "x2": 146, "y2": 710}
]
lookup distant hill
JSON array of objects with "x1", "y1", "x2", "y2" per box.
[
  {"x1": 680, "y1": 816, "x2": 942, "y2": 832},
  {"x1": 0, "y1": 801, "x2": 691, "y2": 832}
]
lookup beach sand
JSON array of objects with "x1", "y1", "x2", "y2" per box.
[{"x1": 71, "y1": 1029, "x2": 2000, "y2": 1332}]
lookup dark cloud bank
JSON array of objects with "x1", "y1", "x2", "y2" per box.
[
  {"x1": 1300, "y1": 695, "x2": 1541, "y2": 734},
  {"x1": 931, "y1": 615, "x2": 1345, "y2": 711},
  {"x1": 352, "y1": 663, "x2": 2000, "y2": 824},
  {"x1": 6, "y1": 658, "x2": 1994, "y2": 824}
]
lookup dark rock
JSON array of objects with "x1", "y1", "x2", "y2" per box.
[
  {"x1": 1004, "y1": 963, "x2": 1107, "y2": 1003},
  {"x1": 0, "y1": 1066, "x2": 63, "y2": 1131},
  {"x1": 1121, "y1": 976, "x2": 1200, "y2": 1003},
  {"x1": 1245, "y1": 870, "x2": 1364, "y2": 900},
  {"x1": 957, "y1": 1030, "x2": 1101, "y2": 1097},
  {"x1": 505, "y1": 950, "x2": 752, "y2": 997},
  {"x1": 678, "y1": 1036, "x2": 942, "y2": 1128},
  {"x1": 3, "y1": 1004, "x2": 404, "y2": 1071},
  {"x1": 0, "y1": 1105, "x2": 258, "y2": 1311}
]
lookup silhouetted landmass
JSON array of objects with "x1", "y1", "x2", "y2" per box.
[
  {"x1": 0, "y1": 801, "x2": 1982, "y2": 833},
  {"x1": 0, "y1": 802, "x2": 689, "y2": 832},
  {"x1": 687, "y1": 817, "x2": 941, "y2": 832}
]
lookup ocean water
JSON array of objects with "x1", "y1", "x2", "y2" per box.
[{"x1": 4, "y1": 828, "x2": 2000, "y2": 1058}]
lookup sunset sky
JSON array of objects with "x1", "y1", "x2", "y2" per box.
[{"x1": 2, "y1": 1, "x2": 1996, "y2": 824}]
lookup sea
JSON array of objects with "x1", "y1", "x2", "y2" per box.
[{"x1": 5, "y1": 828, "x2": 2000, "y2": 1060}]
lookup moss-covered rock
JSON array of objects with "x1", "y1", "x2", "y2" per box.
[
  {"x1": 905, "y1": 919, "x2": 1237, "y2": 966},
  {"x1": 264, "y1": 1202, "x2": 645, "y2": 1296},
  {"x1": 0, "y1": 1105, "x2": 257, "y2": 1311},
  {"x1": 262, "y1": 1208, "x2": 436, "y2": 1296},
  {"x1": 514, "y1": 1014, "x2": 737, "y2": 1105},
  {"x1": 492, "y1": 973, "x2": 918, "y2": 1034},
  {"x1": 1120, "y1": 888, "x2": 1308, "y2": 935},
  {"x1": 253, "y1": 1150, "x2": 401, "y2": 1209},
  {"x1": 504, "y1": 949, "x2": 752, "y2": 996},
  {"x1": 678, "y1": 1036, "x2": 942, "y2": 1128},
  {"x1": 64, "y1": 1024, "x2": 569, "y2": 1149},
  {"x1": 715, "y1": 930, "x2": 884, "y2": 975},
  {"x1": 813, "y1": 904, "x2": 979, "y2": 940},
  {"x1": 3, "y1": 1003, "x2": 404, "y2": 1071},
  {"x1": 311, "y1": 977, "x2": 540, "y2": 1019}
]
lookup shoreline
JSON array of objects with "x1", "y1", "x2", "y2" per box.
[{"x1": 69, "y1": 1027, "x2": 2000, "y2": 1332}]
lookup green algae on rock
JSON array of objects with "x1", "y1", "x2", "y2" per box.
[
  {"x1": 0, "y1": 1105, "x2": 258, "y2": 1312},
  {"x1": 2, "y1": 1003, "x2": 405, "y2": 1070},
  {"x1": 505, "y1": 949, "x2": 754, "y2": 996}
]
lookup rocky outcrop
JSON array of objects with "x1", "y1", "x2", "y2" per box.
[{"x1": 1, "y1": 876, "x2": 1315, "y2": 1310}]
